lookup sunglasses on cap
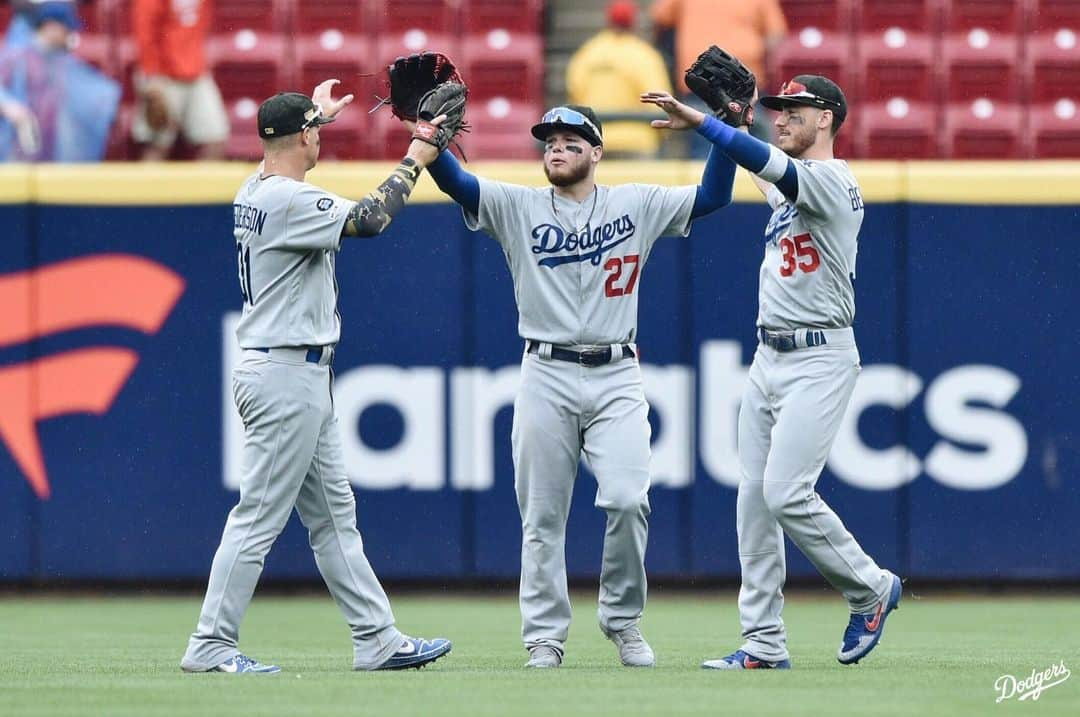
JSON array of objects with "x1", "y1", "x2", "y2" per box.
[
  {"x1": 301, "y1": 103, "x2": 328, "y2": 130},
  {"x1": 539, "y1": 107, "x2": 602, "y2": 141},
  {"x1": 774, "y1": 81, "x2": 843, "y2": 110}
]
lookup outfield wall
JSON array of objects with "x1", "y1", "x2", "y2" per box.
[{"x1": 1, "y1": 161, "x2": 1078, "y2": 582}]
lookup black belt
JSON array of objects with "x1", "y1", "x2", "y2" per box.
[
  {"x1": 253, "y1": 346, "x2": 325, "y2": 364},
  {"x1": 526, "y1": 340, "x2": 636, "y2": 367},
  {"x1": 757, "y1": 327, "x2": 829, "y2": 353}
]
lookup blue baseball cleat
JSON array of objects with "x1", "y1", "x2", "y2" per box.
[
  {"x1": 374, "y1": 637, "x2": 452, "y2": 670},
  {"x1": 702, "y1": 649, "x2": 791, "y2": 670},
  {"x1": 837, "y1": 572, "x2": 903, "y2": 665},
  {"x1": 209, "y1": 654, "x2": 280, "y2": 674}
]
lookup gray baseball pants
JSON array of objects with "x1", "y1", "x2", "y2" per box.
[
  {"x1": 513, "y1": 346, "x2": 651, "y2": 654},
  {"x1": 736, "y1": 337, "x2": 892, "y2": 662},
  {"x1": 181, "y1": 349, "x2": 403, "y2": 671}
]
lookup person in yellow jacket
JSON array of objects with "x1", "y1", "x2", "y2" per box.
[{"x1": 566, "y1": 1, "x2": 673, "y2": 158}]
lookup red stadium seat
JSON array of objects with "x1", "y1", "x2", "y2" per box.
[
  {"x1": 292, "y1": 0, "x2": 369, "y2": 34},
  {"x1": 769, "y1": 29, "x2": 855, "y2": 97},
  {"x1": 857, "y1": 29, "x2": 939, "y2": 102},
  {"x1": 460, "y1": 0, "x2": 543, "y2": 34},
  {"x1": 317, "y1": 109, "x2": 372, "y2": 160},
  {"x1": 1027, "y1": 32, "x2": 1080, "y2": 104},
  {"x1": 213, "y1": 0, "x2": 289, "y2": 32},
  {"x1": 778, "y1": 0, "x2": 853, "y2": 32},
  {"x1": 943, "y1": 99, "x2": 1025, "y2": 158},
  {"x1": 0, "y1": 3, "x2": 11, "y2": 29},
  {"x1": 372, "y1": 0, "x2": 458, "y2": 34},
  {"x1": 224, "y1": 97, "x2": 264, "y2": 160},
  {"x1": 854, "y1": 99, "x2": 938, "y2": 158},
  {"x1": 370, "y1": 107, "x2": 416, "y2": 160},
  {"x1": 208, "y1": 31, "x2": 290, "y2": 103},
  {"x1": 79, "y1": 0, "x2": 110, "y2": 35},
  {"x1": 854, "y1": 0, "x2": 941, "y2": 32},
  {"x1": 295, "y1": 33, "x2": 373, "y2": 98},
  {"x1": 1029, "y1": 99, "x2": 1080, "y2": 158},
  {"x1": 1030, "y1": 0, "x2": 1080, "y2": 33},
  {"x1": 459, "y1": 97, "x2": 542, "y2": 160},
  {"x1": 941, "y1": 32, "x2": 1020, "y2": 102},
  {"x1": 460, "y1": 32, "x2": 543, "y2": 101},
  {"x1": 1025, "y1": 1, "x2": 1080, "y2": 104},
  {"x1": 104, "y1": 102, "x2": 137, "y2": 161},
  {"x1": 942, "y1": 0, "x2": 1024, "y2": 34}
]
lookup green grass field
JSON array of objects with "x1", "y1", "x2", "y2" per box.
[{"x1": 1, "y1": 591, "x2": 1077, "y2": 716}]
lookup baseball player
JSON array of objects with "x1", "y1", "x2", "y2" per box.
[
  {"x1": 406, "y1": 105, "x2": 738, "y2": 668},
  {"x1": 642, "y1": 75, "x2": 902, "y2": 670},
  {"x1": 180, "y1": 80, "x2": 452, "y2": 674}
]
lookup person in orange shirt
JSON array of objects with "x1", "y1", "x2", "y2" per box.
[
  {"x1": 651, "y1": 0, "x2": 787, "y2": 146},
  {"x1": 131, "y1": 0, "x2": 228, "y2": 160}
]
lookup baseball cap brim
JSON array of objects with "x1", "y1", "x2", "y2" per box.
[
  {"x1": 530, "y1": 122, "x2": 602, "y2": 147},
  {"x1": 759, "y1": 92, "x2": 839, "y2": 112}
]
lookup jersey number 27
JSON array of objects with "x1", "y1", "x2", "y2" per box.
[
  {"x1": 778, "y1": 233, "x2": 820, "y2": 277},
  {"x1": 604, "y1": 254, "x2": 641, "y2": 298}
]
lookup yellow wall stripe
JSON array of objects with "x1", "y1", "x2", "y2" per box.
[{"x1": 1, "y1": 160, "x2": 1078, "y2": 206}]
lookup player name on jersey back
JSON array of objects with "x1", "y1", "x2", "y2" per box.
[{"x1": 234, "y1": 203, "x2": 268, "y2": 235}]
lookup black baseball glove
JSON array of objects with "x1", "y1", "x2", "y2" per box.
[
  {"x1": 685, "y1": 46, "x2": 757, "y2": 127},
  {"x1": 410, "y1": 81, "x2": 468, "y2": 153},
  {"x1": 386, "y1": 52, "x2": 465, "y2": 121}
]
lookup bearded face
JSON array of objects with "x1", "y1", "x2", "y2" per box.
[
  {"x1": 542, "y1": 131, "x2": 600, "y2": 187},
  {"x1": 774, "y1": 106, "x2": 828, "y2": 158}
]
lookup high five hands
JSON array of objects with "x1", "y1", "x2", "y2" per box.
[
  {"x1": 312, "y1": 79, "x2": 355, "y2": 120},
  {"x1": 639, "y1": 92, "x2": 707, "y2": 131}
]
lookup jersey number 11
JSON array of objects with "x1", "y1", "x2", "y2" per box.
[{"x1": 237, "y1": 242, "x2": 254, "y2": 304}]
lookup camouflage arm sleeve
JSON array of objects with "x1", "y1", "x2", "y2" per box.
[{"x1": 343, "y1": 158, "x2": 423, "y2": 238}]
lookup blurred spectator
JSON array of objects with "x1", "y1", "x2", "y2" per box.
[
  {"x1": 4, "y1": 0, "x2": 79, "y2": 49},
  {"x1": 651, "y1": 0, "x2": 787, "y2": 147},
  {"x1": 566, "y1": 0, "x2": 672, "y2": 159},
  {"x1": 0, "y1": 1, "x2": 120, "y2": 161},
  {"x1": 132, "y1": 0, "x2": 228, "y2": 160}
]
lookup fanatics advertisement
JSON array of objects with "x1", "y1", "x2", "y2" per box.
[{"x1": 0, "y1": 179, "x2": 1076, "y2": 582}]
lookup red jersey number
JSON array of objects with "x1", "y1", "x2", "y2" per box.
[
  {"x1": 778, "y1": 233, "x2": 821, "y2": 277},
  {"x1": 604, "y1": 254, "x2": 641, "y2": 298}
]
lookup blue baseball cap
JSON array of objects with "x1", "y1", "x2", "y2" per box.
[{"x1": 34, "y1": 2, "x2": 82, "y2": 31}]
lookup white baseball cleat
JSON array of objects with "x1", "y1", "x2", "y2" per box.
[
  {"x1": 602, "y1": 625, "x2": 655, "y2": 667},
  {"x1": 525, "y1": 645, "x2": 562, "y2": 668}
]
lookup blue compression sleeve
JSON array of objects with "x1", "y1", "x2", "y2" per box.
[
  {"x1": 427, "y1": 150, "x2": 480, "y2": 216},
  {"x1": 696, "y1": 115, "x2": 800, "y2": 201},
  {"x1": 691, "y1": 145, "x2": 736, "y2": 218}
]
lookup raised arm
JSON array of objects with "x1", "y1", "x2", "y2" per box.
[
  {"x1": 641, "y1": 91, "x2": 799, "y2": 202},
  {"x1": 427, "y1": 150, "x2": 480, "y2": 216},
  {"x1": 396, "y1": 114, "x2": 480, "y2": 216},
  {"x1": 690, "y1": 145, "x2": 737, "y2": 219}
]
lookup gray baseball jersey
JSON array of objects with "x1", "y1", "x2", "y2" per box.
[
  {"x1": 183, "y1": 172, "x2": 411, "y2": 673},
  {"x1": 729, "y1": 158, "x2": 892, "y2": 667},
  {"x1": 465, "y1": 179, "x2": 696, "y2": 345},
  {"x1": 233, "y1": 173, "x2": 354, "y2": 348},
  {"x1": 464, "y1": 177, "x2": 695, "y2": 662},
  {"x1": 757, "y1": 159, "x2": 864, "y2": 330}
]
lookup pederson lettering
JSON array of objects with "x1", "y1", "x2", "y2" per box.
[{"x1": 233, "y1": 203, "x2": 268, "y2": 235}]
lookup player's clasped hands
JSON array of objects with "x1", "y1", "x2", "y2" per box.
[{"x1": 640, "y1": 91, "x2": 707, "y2": 131}]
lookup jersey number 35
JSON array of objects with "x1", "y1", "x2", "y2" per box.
[{"x1": 778, "y1": 233, "x2": 820, "y2": 277}]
